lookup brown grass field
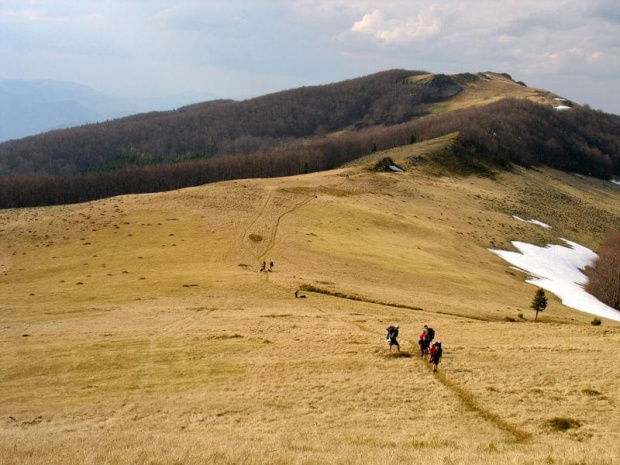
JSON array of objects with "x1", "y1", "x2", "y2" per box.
[
  {"x1": 409, "y1": 72, "x2": 562, "y2": 114},
  {"x1": 1, "y1": 136, "x2": 620, "y2": 464}
]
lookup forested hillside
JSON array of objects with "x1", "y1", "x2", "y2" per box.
[
  {"x1": 0, "y1": 70, "x2": 618, "y2": 209},
  {"x1": 0, "y1": 70, "x2": 433, "y2": 177}
]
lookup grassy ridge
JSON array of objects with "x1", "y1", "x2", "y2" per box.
[{"x1": 1, "y1": 140, "x2": 620, "y2": 464}]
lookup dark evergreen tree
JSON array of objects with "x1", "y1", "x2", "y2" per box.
[{"x1": 530, "y1": 288, "x2": 548, "y2": 322}]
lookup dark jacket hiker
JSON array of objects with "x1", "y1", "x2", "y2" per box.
[
  {"x1": 424, "y1": 325, "x2": 435, "y2": 343},
  {"x1": 386, "y1": 324, "x2": 400, "y2": 352}
]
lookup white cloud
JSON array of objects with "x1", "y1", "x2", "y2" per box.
[
  {"x1": 350, "y1": 8, "x2": 441, "y2": 43},
  {"x1": 589, "y1": 51, "x2": 603, "y2": 63},
  {"x1": 0, "y1": 0, "x2": 619, "y2": 114}
]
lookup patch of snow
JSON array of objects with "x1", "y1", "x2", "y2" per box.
[
  {"x1": 388, "y1": 165, "x2": 403, "y2": 172},
  {"x1": 530, "y1": 220, "x2": 552, "y2": 229},
  {"x1": 611, "y1": 179, "x2": 620, "y2": 186},
  {"x1": 490, "y1": 239, "x2": 620, "y2": 322},
  {"x1": 513, "y1": 215, "x2": 552, "y2": 229},
  {"x1": 553, "y1": 97, "x2": 567, "y2": 101},
  {"x1": 555, "y1": 105, "x2": 571, "y2": 111}
]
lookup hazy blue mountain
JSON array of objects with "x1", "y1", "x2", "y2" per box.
[{"x1": 0, "y1": 79, "x2": 216, "y2": 142}]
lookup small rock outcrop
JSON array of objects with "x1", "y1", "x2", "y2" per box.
[{"x1": 374, "y1": 157, "x2": 405, "y2": 172}]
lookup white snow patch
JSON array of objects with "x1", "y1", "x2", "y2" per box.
[
  {"x1": 554, "y1": 97, "x2": 567, "y2": 101},
  {"x1": 513, "y1": 215, "x2": 552, "y2": 229},
  {"x1": 555, "y1": 105, "x2": 571, "y2": 111},
  {"x1": 490, "y1": 239, "x2": 620, "y2": 322},
  {"x1": 611, "y1": 179, "x2": 620, "y2": 186},
  {"x1": 388, "y1": 165, "x2": 403, "y2": 172}
]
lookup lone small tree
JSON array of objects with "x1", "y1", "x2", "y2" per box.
[{"x1": 530, "y1": 288, "x2": 548, "y2": 322}]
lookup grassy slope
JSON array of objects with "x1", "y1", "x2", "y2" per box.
[
  {"x1": 1, "y1": 137, "x2": 620, "y2": 464},
  {"x1": 409, "y1": 72, "x2": 561, "y2": 115}
]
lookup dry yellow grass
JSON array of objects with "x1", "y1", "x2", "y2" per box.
[
  {"x1": 1, "y1": 138, "x2": 620, "y2": 464},
  {"x1": 409, "y1": 72, "x2": 562, "y2": 115}
]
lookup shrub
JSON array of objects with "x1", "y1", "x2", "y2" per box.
[
  {"x1": 547, "y1": 417, "x2": 581, "y2": 431},
  {"x1": 581, "y1": 388, "x2": 601, "y2": 396},
  {"x1": 591, "y1": 317, "x2": 602, "y2": 326}
]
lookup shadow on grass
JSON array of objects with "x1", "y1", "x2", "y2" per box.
[
  {"x1": 383, "y1": 351, "x2": 413, "y2": 359},
  {"x1": 299, "y1": 284, "x2": 423, "y2": 311},
  {"x1": 299, "y1": 284, "x2": 491, "y2": 321}
]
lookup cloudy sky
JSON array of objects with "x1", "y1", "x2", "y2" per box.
[{"x1": 1, "y1": 0, "x2": 619, "y2": 113}]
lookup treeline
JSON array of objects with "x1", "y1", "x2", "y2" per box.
[
  {"x1": 0, "y1": 98, "x2": 618, "y2": 209},
  {"x1": 0, "y1": 69, "x2": 445, "y2": 177},
  {"x1": 89, "y1": 149, "x2": 212, "y2": 173},
  {"x1": 452, "y1": 99, "x2": 620, "y2": 178},
  {"x1": 586, "y1": 231, "x2": 620, "y2": 311},
  {"x1": 0, "y1": 125, "x2": 404, "y2": 208}
]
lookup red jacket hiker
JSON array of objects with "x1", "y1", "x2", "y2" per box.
[{"x1": 429, "y1": 342, "x2": 443, "y2": 371}]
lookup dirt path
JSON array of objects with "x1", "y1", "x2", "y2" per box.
[
  {"x1": 258, "y1": 195, "x2": 315, "y2": 261},
  {"x1": 237, "y1": 176, "x2": 531, "y2": 442}
]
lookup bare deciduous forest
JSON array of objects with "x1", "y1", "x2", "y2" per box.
[
  {"x1": 0, "y1": 70, "x2": 618, "y2": 209},
  {"x1": 586, "y1": 231, "x2": 620, "y2": 310},
  {"x1": 0, "y1": 70, "x2": 430, "y2": 177}
]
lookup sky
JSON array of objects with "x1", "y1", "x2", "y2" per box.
[{"x1": 1, "y1": 0, "x2": 619, "y2": 113}]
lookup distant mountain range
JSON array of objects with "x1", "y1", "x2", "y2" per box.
[{"x1": 0, "y1": 79, "x2": 216, "y2": 142}]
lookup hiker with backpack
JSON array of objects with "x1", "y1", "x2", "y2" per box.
[
  {"x1": 424, "y1": 325, "x2": 435, "y2": 344},
  {"x1": 418, "y1": 328, "x2": 430, "y2": 359},
  {"x1": 429, "y1": 341, "x2": 443, "y2": 372},
  {"x1": 386, "y1": 324, "x2": 400, "y2": 352}
]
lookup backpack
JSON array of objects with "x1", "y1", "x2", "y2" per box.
[{"x1": 426, "y1": 327, "x2": 435, "y2": 342}]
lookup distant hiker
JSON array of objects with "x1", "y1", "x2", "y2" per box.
[
  {"x1": 418, "y1": 329, "x2": 430, "y2": 359},
  {"x1": 268, "y1": 261, "x2": 274, "y2": 272},
  {"x1": 294, "y1": 289, "x2": 299, "y2": 298},
  {"x1": 260, "y1": 261, "x2": 266, "y2": 272},
  {"x1": 386, "y1": 324, "x2": 400, "y2": 352},
  {"x1": 429, "y1": 341, "x2": 443, "y2": 372},
  {"x1": 424, "y1": 325, "x2": 435, "y2": 344}
]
